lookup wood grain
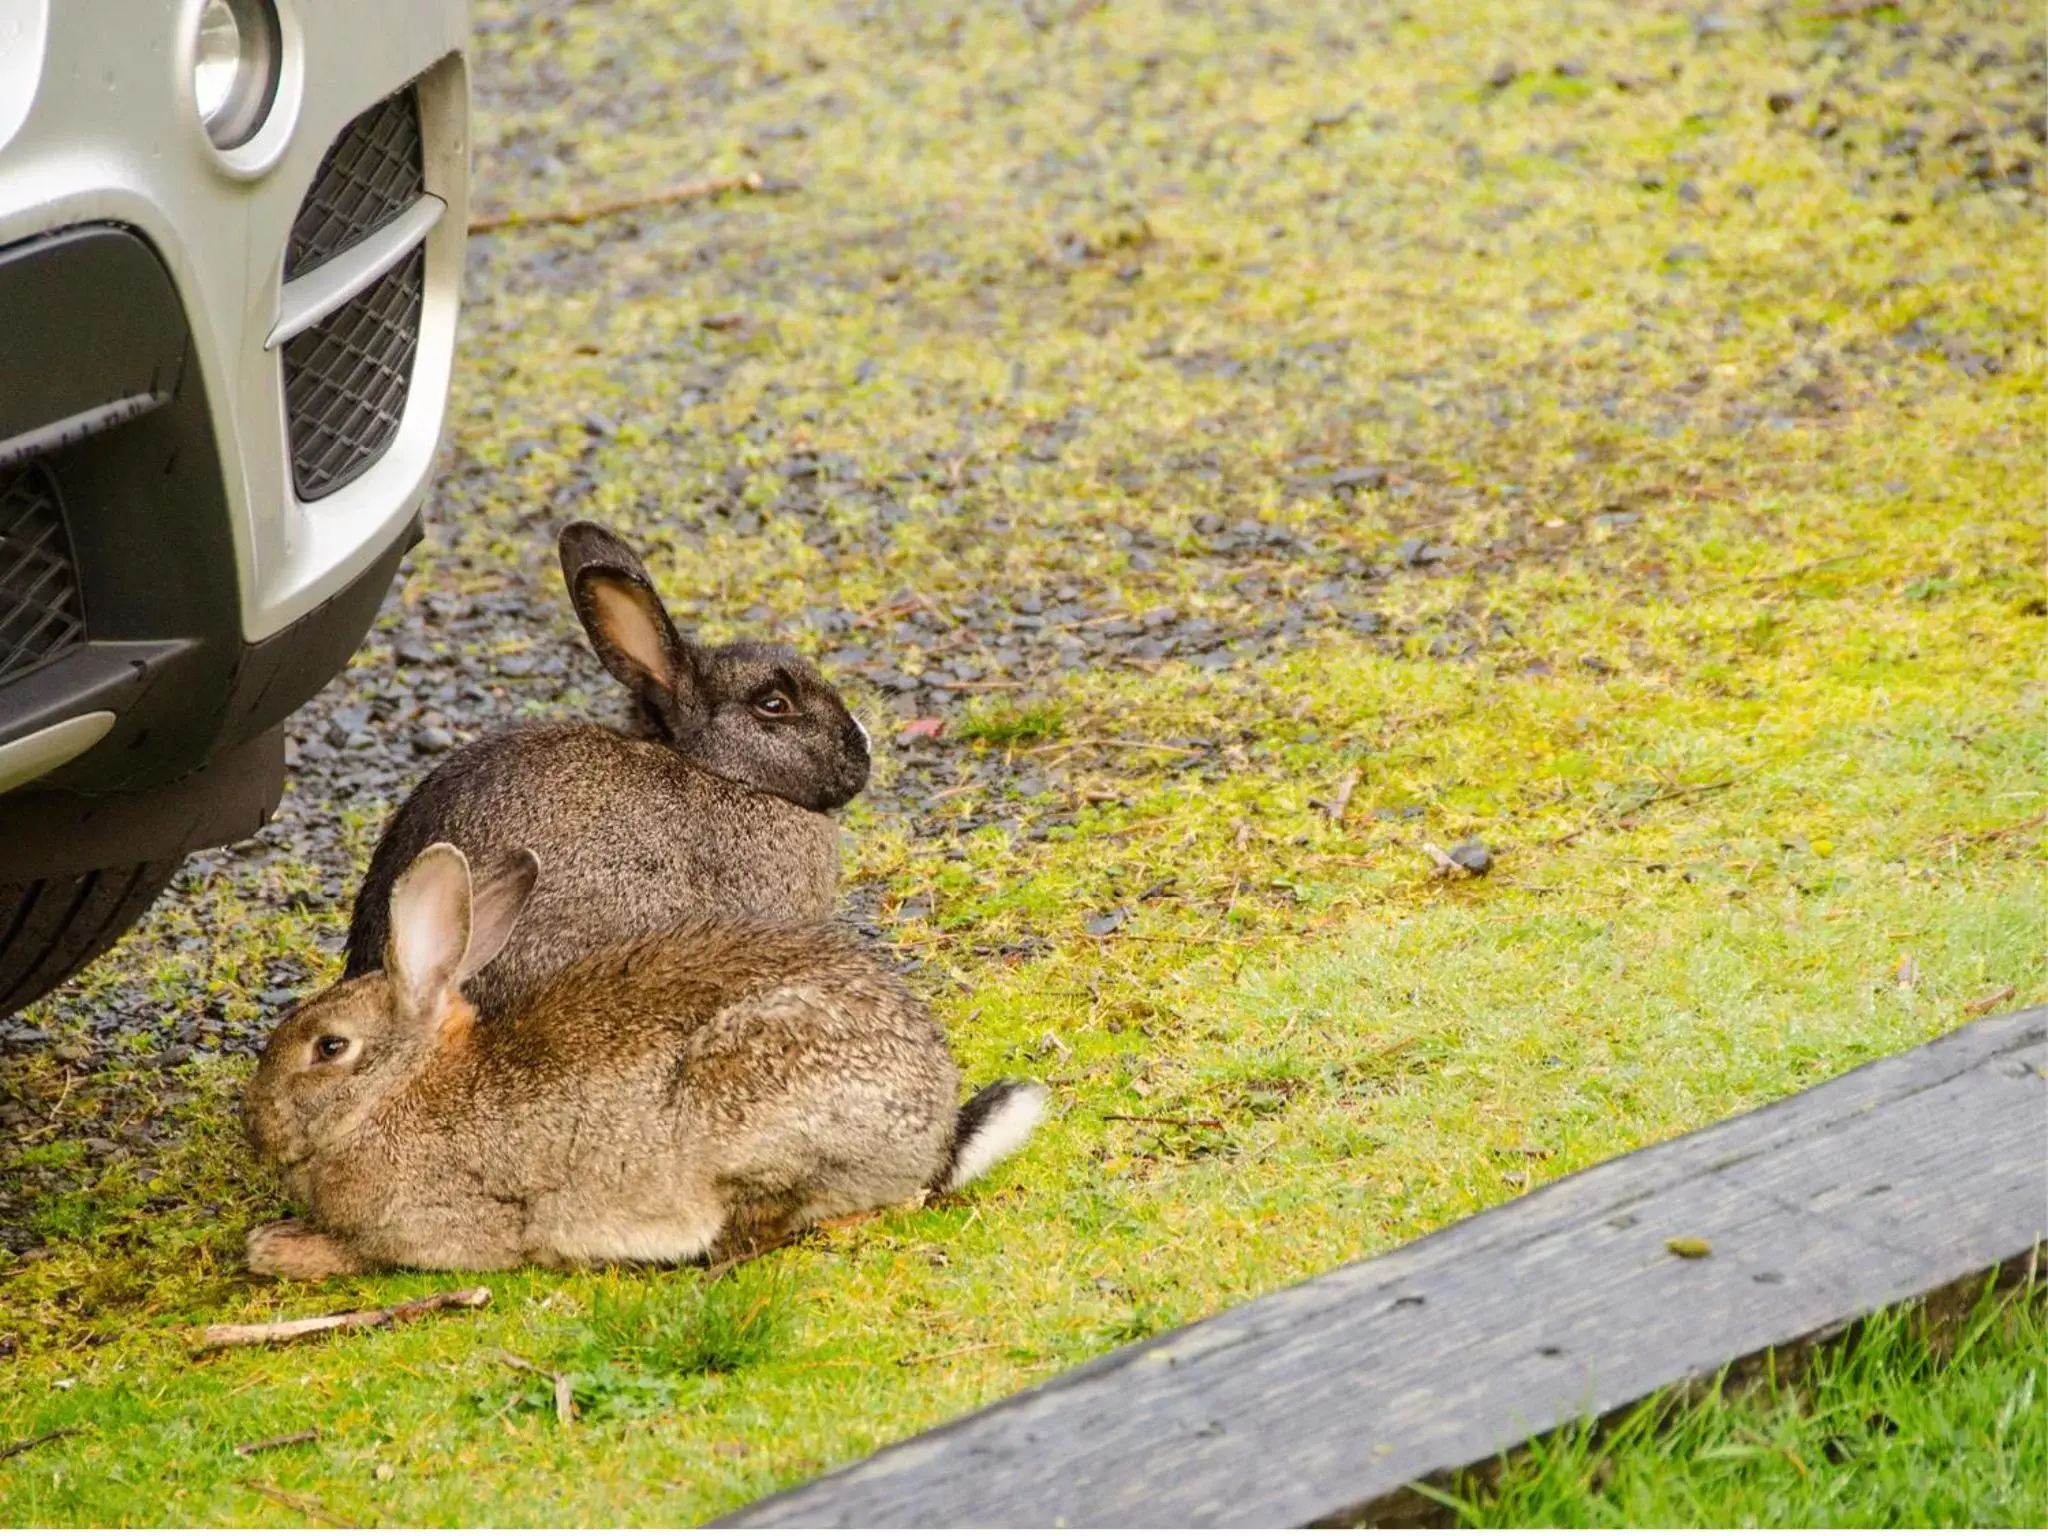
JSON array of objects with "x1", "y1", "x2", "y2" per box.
[{"x1": 722, "y1": 1008, "x2": 2047, "y2": 1528}]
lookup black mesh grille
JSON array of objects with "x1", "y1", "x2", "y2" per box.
[
  {"x1": 0, "y1": 462, "x2": 87, "y2": 686},
  {"x1": 283, "y1": 247, "x2": 424, "y2": 501},
  {"x1": 282, "y1": 81, "x2": 429, "y2": 500},
  {"x1": 285, "y1": 89, "x2": 424, "y2": 281}
]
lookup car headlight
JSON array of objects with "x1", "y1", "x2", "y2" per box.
[{"x1": 193, "y1": 0, "x2": 282, "y2": 150}]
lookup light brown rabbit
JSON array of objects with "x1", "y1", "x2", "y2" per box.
[
  {"x1": 243, "y1": 843, "x2": 1045, "y2": 1280},
  {"x1": 342, "y1": 520, "x2": 872, "y2": 1019}
]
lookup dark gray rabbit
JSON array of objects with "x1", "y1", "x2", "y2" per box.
[{"x1": 342, "y1": 521, "x2": 871, "y2": 1018}]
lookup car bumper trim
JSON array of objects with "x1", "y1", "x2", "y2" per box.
[{"x1": 268, "y1": 192, "x2": 444, "y2": 348}]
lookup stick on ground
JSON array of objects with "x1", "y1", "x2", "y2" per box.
[
  {"x1": 1314, "y1": 768, "x2": 1360, "y2": 825},
  {"x1": 469, "y1": 172, "x2": 778, "y2": 234},
  {"x1": 1546, "y1": 779, "x2": 1737, "y2": 847},
  {"x1": 243, "y1": 1479, "x2": 356, "y2": 1528},
  {"x1": 0, "y1": 1427, "x2": 78, "y2": 1463},
  {"x1": 1692, "y1": 547, "x2": 1868, "y2": 598},
  {"x1": 496, "y1": 1351, "x2": 577, "y2": 1428},
  {"x1": 1965, "y1": 985, "x2": 2018, "y2": 1017},
  {"x1": 1025, "y1": 737, "x2": 1207, "y2": 758},
  {"x1": 198, "y1": 1286, "x2": 491, "y2": 1352},
  {"x1": 235, "y1": 1429, "x2": 321, "y2": 1457}
]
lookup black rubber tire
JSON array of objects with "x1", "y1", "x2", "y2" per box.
[{"x1": 0, "y1": 859, "x2": 182, "y2": 1018}]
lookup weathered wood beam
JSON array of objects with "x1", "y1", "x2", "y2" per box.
[{"x1": 722, "y1": 1007, "x2": 2047, "y2": 1528}]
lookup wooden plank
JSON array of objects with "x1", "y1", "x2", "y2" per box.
[{"x1": 722, "y1": 1008, "x2": 2047, "y2": 1528}]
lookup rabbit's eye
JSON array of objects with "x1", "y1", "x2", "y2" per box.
[
  {"x1": 314, "y1": 1036, "x2": 350, "y2": 1062},
  {"x1": 751, "y1": 689, "x2": 796, "y2": 720}
]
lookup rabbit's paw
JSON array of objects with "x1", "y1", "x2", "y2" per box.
[{"x1": 246, "y1": 1218, "x2": 365, "y2": 1279}]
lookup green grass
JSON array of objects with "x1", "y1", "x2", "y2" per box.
[
  {"x1": 953, "y1": 702, "x2": 1069, "y2": 748},
  {"x1": 3, "y1": 0, "x2": 2044, "y2": 1523},
  {"x1": 1444, "y1": 1280, "x2": 2047, "y2": 1527},
  {"x1": 480, "y1": 1267, "x2": 795, "y2": 1427}
]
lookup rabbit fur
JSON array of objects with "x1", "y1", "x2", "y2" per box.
[
  {"x1": 245, "y1": 843, "x2": 1045, "y2": 1280},
  {"x1": 342, "y1": 520, "x2": 872, "y2": 1019}
]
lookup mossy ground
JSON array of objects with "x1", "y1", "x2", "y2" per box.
[{"x1": 3, "y1": 0, "x2": 2043, "y2": 1524}]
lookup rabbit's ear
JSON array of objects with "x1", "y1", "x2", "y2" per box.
[
  {"x1": 460, "y1": 848, "x2": 540, "y2": 983},
  {"x1": 384, "y1": 843, "x2": 473, "y2": 1020},
  {"x1": 568, "y1": 564, "x2": 707, "y2": 725},
  {"x1": 558, "y1": 520, "x2": 655, "y2": 589}
]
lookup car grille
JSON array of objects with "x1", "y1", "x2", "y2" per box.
[
  {"x1": 282, "y1": 247, "x2": 425, "y2": 501},
  {"x1": 285, "y1": 89, "x2": 424, "y2": 280},
  {"x1": 281, "y1": 86, "x2": 427, "y2": 500},
  {"x1": 0, "y1": 461, "x2": 87, "y2": 687}
]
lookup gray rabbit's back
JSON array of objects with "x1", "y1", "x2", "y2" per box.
[{"x1": 343, "y1": 722, "x2": 839, "y2": 1016}]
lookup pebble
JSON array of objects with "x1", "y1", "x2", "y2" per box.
[{"x1": 1447, "y1": 839, "x2": 1494, "y2": 875}]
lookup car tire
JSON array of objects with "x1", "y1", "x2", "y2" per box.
[{"x1": 0, "y1": 859, "x2": 182, "y2": 1018}]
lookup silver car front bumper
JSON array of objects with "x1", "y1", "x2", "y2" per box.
[{"x1": 0, "y1": 0, "x2": 470, "y2": 644}]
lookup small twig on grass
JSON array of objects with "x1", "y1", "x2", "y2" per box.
[
  {"x1": 1024, "y1": 737, "x2": 1207, "y2": 757},
  {"x1": 468, "y1": 172, "x2": 780, "y2": 234},
  {"x1": 0, "y1": 1427, "x2": 79, "y2": 1462},
  {"x1": 1312, "y1": 768, "x2": 1360, "y2": 825},
  {"x1": 197, "y1": 1287, "x2": 491, "y2": 1352},
  {"x1": 703, "y1": 1233, "x2": 801, "y2": 1285},
  {"x1": 235, "y1": 1429, "x2": 320, "y2": 1457},
  {"x1": 1421, "y1": 841, "x2": 1465, "y2": 877},
  {"x1": 1964, "y1": 985, "x2": 2018, "y2": 1017},
  {"x1": 1926, "y1": 811, "x2": 2047, "y2": 852},
  {"x1": 1097, "y1": 815, "x2": 1179, "y2": 842},
  {"x1": 1546, "y1": 779, "x2": 1737, "y2": 847},
  {"x1": 1693, "y1": 547, "x2": 1867, "y2": 599},
  {"x1": 1104, "y1": 1112, "x2": 1225, "y2": 1131},
  {"x1": 496, "y1": 1351, "x2": 575, "y2": 1428},
  {"x1": 242, "y1": 1480, "x2": 357, "y2": 1527},
  {"x1": 1093, "y1": 932, "x2": 1255, "y2": 947},
  {"x1": 924, "y1": 679, "x2": 1031, "y2": 692},
  {"x1": 897, "y1": 1340, "x2": 1003, "y2": 1367}
]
